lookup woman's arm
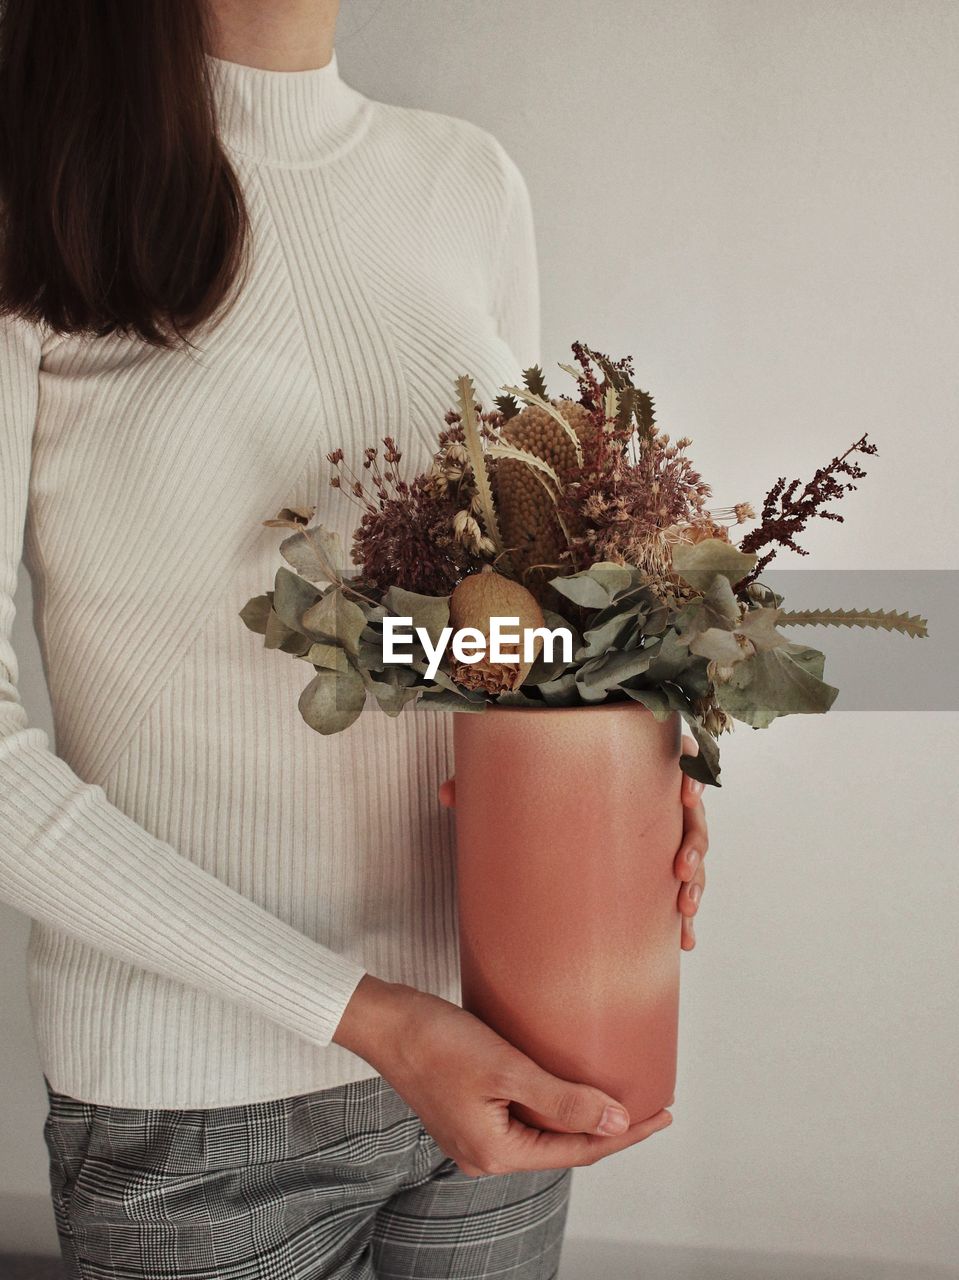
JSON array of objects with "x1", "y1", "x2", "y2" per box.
[{"x1": 0, "y1": 313, "x2": 367, "y2": 1048}]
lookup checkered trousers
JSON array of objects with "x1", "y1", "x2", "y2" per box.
[{"x1": 42, "y1": 1074, "x2": 572, "y2": 1280}]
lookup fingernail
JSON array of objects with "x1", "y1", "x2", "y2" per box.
[
  {"x1": 688, "y1": 883, "x2": 702, "y2": 906},
  {"x1": 598, "y1": 1105, "x2": 629, "y2": 1135},
  {"x1": 690, "y1": 779, "x2": 704, "y2": 797},
  {"x1": 683, "y1": 848, "x2": 700, "y2": 870}
]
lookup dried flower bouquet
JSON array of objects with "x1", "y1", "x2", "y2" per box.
[{"x1": 241, "y1": 344, "x2": 927, "y2": 786}]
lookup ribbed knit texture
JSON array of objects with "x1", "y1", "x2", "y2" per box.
[{"x1": 0, "y1": 50, "x2": 540, "y2": 1107}]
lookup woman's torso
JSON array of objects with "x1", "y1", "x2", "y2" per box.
[{"x1": 23, "y1": 59, "x2": 531, "y2": 1106}]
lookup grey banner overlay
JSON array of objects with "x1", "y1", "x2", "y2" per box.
[
  {"x1": 335, "y1": 568, "x2": 954, "y2": 713},
  {"x1": 762, "y1": 570, "x2": 953, "y2": 712}
]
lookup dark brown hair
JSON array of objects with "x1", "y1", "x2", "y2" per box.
[{"x1": 0, "y1": 0, "x2": 248, "y2": 345}]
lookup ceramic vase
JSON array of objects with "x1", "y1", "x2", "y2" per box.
[{"x1": 441, "y1": 702, "x2": 683, "y2": 1131}]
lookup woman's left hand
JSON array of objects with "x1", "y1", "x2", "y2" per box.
[{"x1": 674, "y1": 733, "x2": 709, "y2": 951}]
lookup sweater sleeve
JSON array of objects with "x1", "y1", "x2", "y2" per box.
[
  {"x1": 490, "y1": 146, "x2": 542, "y2": 369},
  {"x1": 0, "y1": 315, "x2": 367, "y2": 1048}
]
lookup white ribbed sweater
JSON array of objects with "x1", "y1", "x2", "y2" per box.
[{"x1": 0, "y1": 51, "x2": 539, "y2": 1107}]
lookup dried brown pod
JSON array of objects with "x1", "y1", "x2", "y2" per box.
[{"x1": 448, "y1": 566, "x2": 546, "y2": 693}]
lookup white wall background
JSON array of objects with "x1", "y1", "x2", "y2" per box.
[{"x1": 2, "y1": 2, "x2": 957, "y2": 1275}]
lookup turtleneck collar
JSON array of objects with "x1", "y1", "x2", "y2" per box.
[{"x1": 208, "y1": 50, "x2": 371, "y2": 167}]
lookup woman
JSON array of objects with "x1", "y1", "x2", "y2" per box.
[{"x1": 0, "y1": 1, "x2": 709, "y2": 1276}]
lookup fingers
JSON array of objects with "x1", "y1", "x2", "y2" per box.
[
  {"x1": 678, "y1": 862, "x2": 706, "y2": 917},
  {"x1": 680, "y1": 733, "x2": 704, "y2": 809},
  {"x1": 504, "y1": 1059, "x2": 633, "y2": 1137},
  {"x1": 674, "y1": 799, "x2": 708, "y2": 884},
  {"x1": 509, "y1": 1108, "x2": 674, "y2": 1172},
  {"x1": 682, "y1": 771, "x2": 705, "y2": 807},
  {"x1": 676, "y1": 737, "x2": 707, "y2": 953}
]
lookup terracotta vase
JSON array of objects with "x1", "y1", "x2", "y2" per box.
[{"x1": 441, "y1": 702, "x2": 683, "y2": 1131}]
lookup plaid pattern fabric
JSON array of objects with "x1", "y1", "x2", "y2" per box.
[{"x1": 43, "y1": 1074, "x2": 572, "y2": 1280}]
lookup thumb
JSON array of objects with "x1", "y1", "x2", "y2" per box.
[{"x1": 510, "y1": 1060, "x2": 630, "y2": 1136}]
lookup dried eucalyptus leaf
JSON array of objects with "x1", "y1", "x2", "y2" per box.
[
  {"x1": 541, "y1": 607, "x2": 581, "y2": 651},
  {"x1": 700, "y1": 575, "x2": 743, "y2": 627},
  {"x1": 364, "y1": 671, "x2": 421, "y2": 717},
  {"x1": 689, "y1": 628, "x2": 747, "y2": 665},
  {"x1": 579, "y1": 585, "x2": 665, "y2": 659},
  {"x1": 521, "y1": 608, "x2": 580, "y2": 685},
  {"x1": 736, "y1": 606, "x2": 788, "y2": 651},
  {"x1": 297, "y1": 665, "x2": 366, "y2": 735},
  {"x1": 716, "y1": 643, "x2": 838, "y2": 727},
  {"x1": 239, "y1": 592, "x2": 272, "y2": 635},
  {"x1": 301, "y1": 588, "x2": 367, "y2": 656},
  {"x1": 549, "y1": 563, "x2": 634, "y2": 609},
  {"x1": 265, "y1": 608, "x2": 312, "y2": 654},
  {"x1": 418, "y1": 689, "x2": 487, "y2": 712},
  {"x1": 356, "y1": 634, "x2": 387, "y2": 673},
  {"x1": 588, "y1": 562, "x2": 638, "y2": 598},
  {"x1": 577, "y1": 646, "x2": 657, "y2": 696},
  {"x1": 496, "y1": 688, "x2": 546, "y2": 708},
  {"x1": 578, "y1": 612, "x2": 640, "y2": 660},
  {"x1": 677, "y1": 713, "x2": 722, "y2": 787},
  {"x1": 537, "y1": 672, "x2": 581, "y2": 706},
  {"x1": 272, "y1": 566, "x2": 322, "y2": 633},
  {"x1": 364, "y1": 661, "x2": 422, "y2": 691},
  {"x1": 621, "y1": 687, "x2": 673, "y2": 720},
  {"x1": 640, "y1": 629, "x2": 702, "y2": 685},
  {"x1": 523, "y1": 652, "x2": 573, "y2": 686},
  {"x1": 671, "y1": 539, "x2": 757, "y2": 592},
  {"x1": 302, "y1": 642, "x2": 350, "y2": 672},
  {"x1": 383, "y1": 587, "x2": 451, "y2": 646},
  {"x1": 279, "y1": 522, "x2": 344, "y2": 584},
  {"x1": 417, "y1": 666, "x2": 460, "y2": 692},
  {"x1": 786, "y1": 644, "x2": 827, "y2": 681}
]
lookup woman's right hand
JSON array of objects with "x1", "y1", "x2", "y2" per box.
[{"x1": 332, "y1": 974, "x2": 672, "y2": 1177}]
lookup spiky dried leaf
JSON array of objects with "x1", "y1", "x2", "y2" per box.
[
  {"x1": 777, "y1": 608, "x2": 928, "y2": 638},
  {"x1": 456, "y1": 375, "x2": 504, "y2": 556},
  {"x1": 494, "y1": 392, "x2": 520, "y2": 420},
  {"x1": 523, "y1": 364, "x2": 549, "y2": 398}
]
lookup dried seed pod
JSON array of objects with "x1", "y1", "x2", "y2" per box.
[
  {"x1": 448, "y1": 566, "x2": 545, "y2": 694},
  {"x1": 492, "y1": 398, "x2": 592, "y2": 593}
]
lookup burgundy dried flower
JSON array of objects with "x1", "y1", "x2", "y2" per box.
[{"x1": 738, "y1": 434, "x2": 878, "y2": 586}]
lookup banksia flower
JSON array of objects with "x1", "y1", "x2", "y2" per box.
[{"x1": 492, "y1": 398, "x2": 592, "y2": 589}]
